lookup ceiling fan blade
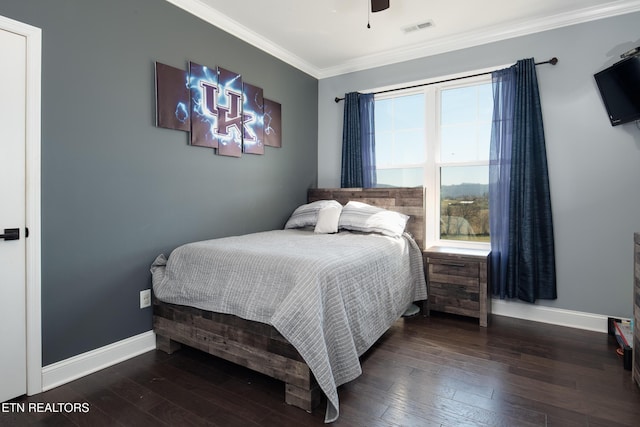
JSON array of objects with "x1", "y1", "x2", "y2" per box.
[{"x1": 371, "y1": 0, "x2": 390, "y2": 13}]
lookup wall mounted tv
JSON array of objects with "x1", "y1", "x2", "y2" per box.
[{"x1": 594, "y1": 54, "x2": 640, "y2": 126}]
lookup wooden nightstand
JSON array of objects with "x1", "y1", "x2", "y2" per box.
[{"x1": 424, "y1": 246, "x2": 491, "y2": 327}]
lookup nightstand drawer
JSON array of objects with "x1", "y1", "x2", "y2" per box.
[
  {"x1": 429, "y1": 281, "x2": 480, "y2": 317},
  {"x1": 428, "y1": 258, "x2": 479, "y2": 279},
  {"x1": 428, "y1": 277, "x2": 479, "y2": 297}
]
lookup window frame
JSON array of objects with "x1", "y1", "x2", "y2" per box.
[{"x1": 373, "y1": 73, "x2": 493, "y2": 250}]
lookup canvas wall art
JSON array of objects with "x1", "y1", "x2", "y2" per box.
[
  {"x1": 155, "y1": 61, "x2": 281, "y2": 158},
  {"x1": 155, "y1": 62, "x2": 189, "y2": 132},
  {"x1": 189, "y1": 62, "x2": 219, "y2": 149},
  {"x1": 216, "y1": 67, "x2": 243, "y2": 157},
  {"x1": 264, "y1": 98, "x2": 282, "y2": 148},
  {"x1": 242, "y1": 82, "x2": 264, "y2": 155}
]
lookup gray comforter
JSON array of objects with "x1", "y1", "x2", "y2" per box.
[{"x1": 151, "y1": 229, "x2": 427, "y2": 422}]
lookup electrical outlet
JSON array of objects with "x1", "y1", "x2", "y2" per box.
[{"x1": 140, "y1": 289, "x2": 151, "y2": 309}]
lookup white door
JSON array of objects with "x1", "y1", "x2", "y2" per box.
[{"x1": 0, "y1": 26, "x2": 28, "y2": 403}]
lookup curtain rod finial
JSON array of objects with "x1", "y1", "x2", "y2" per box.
[
  {"x1": 550, "y1": 57, "x2": 558, "y2": 65},
  {"x1": 335, "y1": 97, "x2": 342, "y2": 103}
]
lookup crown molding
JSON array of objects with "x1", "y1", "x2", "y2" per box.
[
  {"x1": 166, "y1": 0, "x2": 640, "y2": 80},
  {"x1": 164, "y1": 0, "x2": 319, "y2": 77},
  {"x1": 317, "y1": 0, "x2": 640, "y2": 78}
]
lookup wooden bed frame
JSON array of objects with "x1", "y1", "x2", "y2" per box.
[{"x1": 153, "y1": 187, "x2": 426, "y2": 412}]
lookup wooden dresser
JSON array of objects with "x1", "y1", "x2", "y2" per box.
[
  {"x1": 424, "y1": 246, "x2": 490, "y2": 327},
  {"x1": 634, "y1": 233, "x2": 640, "y2": 387}
]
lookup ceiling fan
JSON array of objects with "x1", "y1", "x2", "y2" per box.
[{"x1": 371, "y1": 0, "x2": 390, "y2": 13}]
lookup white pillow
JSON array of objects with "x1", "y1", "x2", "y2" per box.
[
  {"x1": 284, "y1": 200, "x2": 342, "y2": 229},
  {"x1": 314, "y1": 205, "x2": 342, "y2": 234},
  {"x1": 338, "y1": 201, "x2": 409, "y2": 237}
]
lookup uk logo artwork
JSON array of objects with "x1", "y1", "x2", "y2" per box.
[{"x1": 156, "y1": 61, "x2": 280, "y2": 157}]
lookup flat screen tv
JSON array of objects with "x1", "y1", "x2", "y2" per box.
[{"x1": 594, "y1": 55, "x2": 640, "y2": 126}]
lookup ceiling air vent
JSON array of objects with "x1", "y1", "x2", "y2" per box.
[{"x1": 402, "y1": 20, "x2": 434, "y2": 34}]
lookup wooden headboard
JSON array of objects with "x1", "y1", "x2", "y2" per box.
[{"x1": 307, "y1": 187, "x2": 426, "y2": 250}]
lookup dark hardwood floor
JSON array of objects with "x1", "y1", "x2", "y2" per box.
[{"x1": 2, "y1": 313, "x2": 639, "y2": 426}]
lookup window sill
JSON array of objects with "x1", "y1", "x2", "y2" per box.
[{"x1": 427, "y1": 239, "x2": 490, "y2": 252}]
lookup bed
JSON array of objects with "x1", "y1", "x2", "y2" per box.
[{"x1": 151, "y1": 187, "x2": 427, "y2": 423}]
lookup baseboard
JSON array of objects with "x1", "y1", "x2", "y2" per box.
[
  {"x1": 491, "y1": 298, "x2": 608, "y2": 333},
  {"x1": 41, "y1": 331, "x2": 156, "y2": 392},
  {"x1": 36, "y1": 304, "x2": 607, "y2": 392}
]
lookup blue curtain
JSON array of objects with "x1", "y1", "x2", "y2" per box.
[
  {"x1": 489, "y1": 59, "x2": 557, "y2": 303},
  {"x1": 360, "y1": 93, "x2": 377, "y2": 188},
  {"x1": 341, "y1": 92, "x2": 376, "y2": 188},
  {"x1": 489, "y1": 67, "x2": 515, "y2": 299}
]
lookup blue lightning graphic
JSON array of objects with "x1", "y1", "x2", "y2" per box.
[{"x1": 174, "y1": 102, "x2": 188, "y2": 123}]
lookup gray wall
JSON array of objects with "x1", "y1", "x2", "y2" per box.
[
  {"x1": 1, "y1": 0, "x2": 318, "y2": 365},
  {"x1": 319, "y1": 12, "x2": 640, "y2": 319}
]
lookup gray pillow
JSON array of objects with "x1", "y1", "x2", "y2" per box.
[
  {"x1": 338, "y1": 201, "x2": 409, "y2": 237},
  {"x1": 284, "y1": 200, "x2": 342, "y2": 229}
]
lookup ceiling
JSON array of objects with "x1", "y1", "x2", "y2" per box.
[{"x1": 167, "y1": 0, "x2": 640, "y2": 78}]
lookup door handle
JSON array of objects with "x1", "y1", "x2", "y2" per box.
[{"x1": 0, "y1": 228, "x2": 20, "y2": 241}]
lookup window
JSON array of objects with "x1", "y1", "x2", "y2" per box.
[
  {"x1": 374, "y1": 75, "x2": 493, "y2": 246},
  {"x1": 374, "y1": 93, "x2": 425, "y2": 187}
]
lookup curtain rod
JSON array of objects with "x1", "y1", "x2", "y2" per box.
[{"x1": 334, "y1": 57, "x2": 558, "y2": 103}]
